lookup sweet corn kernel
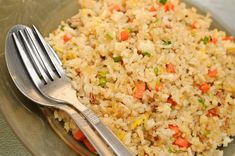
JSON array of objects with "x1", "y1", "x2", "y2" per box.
[
  {"x1": 117, "y1": 129, "x2": 125, "y2": 141},
  {"x1": 131, "y1": 113, "x2": 149, "y2": 129},
  {"x1": 66, "y1": 51, "x2": 77, "y2": 60},
  {"x1": 225, "y1": 42, "x2": 235, "y2": 54}
]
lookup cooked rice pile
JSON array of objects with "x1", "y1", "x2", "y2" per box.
[{"x1": 47, "y1": 0, "x2": 235, "y2": 155}]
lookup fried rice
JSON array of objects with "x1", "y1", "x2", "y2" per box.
[{"x1": 47, "y1": 0, "x2": 235, "y2": 155}]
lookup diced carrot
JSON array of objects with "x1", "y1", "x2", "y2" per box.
[
  {"x1": 210, "y1": 37, "x2": 217, "y2": 44},
  {"x1": 150, "y1": 6, "x2": 156, "y2": 12},
  {"x1": 110, "y1": 4, "x2": 121, "y2": 12},
  {"x1": 63, "y1": 34, "x2": 72, "y2": 43},
  {"x1": 168, "y1": 124, "x2": 181, "y2": 138},
  {"x1": 207, "y1": 107, "x2": 219, "y2": 117},
  {"x1": 83, "y1": 138, "x2": 96, "y2": 153},
  {"x1": 191, "y1": 21, "x2": 197, "y2": 29},
  {"x1": 208, "y1": 68, "x2": 218, "y2": 77},
  {"x1": 133, "y1": 82, "x2": 146, "y2": 99},
  {"x1": 73, "y1": 129, "x2": 85, "y2": 141},
  {"x1": 199, "y1": 83, "x2": 210, "y2": 94},
  {"x1": 155, "y1": 83, "x2": 163, "y2": 92},
  {"x1": 223, "y1": 36, "x2": 234, "y2": 41},
  {"x1": 174, "y1": 137, "x2": 190, "y2": 148},
  {"x1": 166, "y1": 63, "x2": 176, "y2": 73},
  {"x1": 120, "y1": 30, "x2": 129, "y2": 41},
  {"x1": 164, "y1": 3, "x2": 174, "y2": 12},
  {"x1": 149, "y1": 6, "x2": 157, "y2": 17},
  {"x1": 167, "y1": 95, "x2": 177, "y2": 107}
]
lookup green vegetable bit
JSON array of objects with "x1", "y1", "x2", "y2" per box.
[
  {"x1": 105, "y1": 34, "x2": 113, "y2": 40},
  {"x1": 198, "y1": 98, "x2": 207, "y2": 108},
  {"x1": 97, "y1": 70, "x2": 107, "y2": 78},
  {"x1": 127, "y1": 28, "x2": 133, "y2": 33},
  {"x1": 113, "y1": 56, "x2": 122, "y2": 62},
  {"x1": 159, "y1": 0, "x2": 168, "y2": 5},
  {"x1": 154, "y1": 67, "x2": 159, "y2": 76},
  {"x1": 162, "y1": 40, "x2": 172, "y2": 45},
  {"x1": 98, "y1": 77, "x2": 107, "y2": 87},
  {"x1": 202, "y1": 130, "x2": 211, "y2": 137},
  {"x1": 155, "y1": 18, "x2": 161, "y2": 23},
  {"x1": 60, "y1": 25, "x2": 65, "y2": 31},
  {"x1": 198, "y1": 98, "x2": 205, "y2": 104},
  {"x1": 143, "y1": 52, "x2": 151, "y2": 57},
  {"x1": 202, "y1": 36, "x2": 212, "y2": 44},
  {"x1": 168, "y1": 147, "x2": 184, "y2": 153},
  {"x1": 168, "y1": 147, "x2": 176, "y2": 153}
]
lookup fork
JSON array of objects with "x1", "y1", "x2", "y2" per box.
[
  {"x1": 14, "y1": 25, "x2": 133, "y2": 156},
  {"x1": 12, "y1": 26, "x2": 114, "y2": 156}
]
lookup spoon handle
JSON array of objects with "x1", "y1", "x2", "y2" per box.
[
  {"x1": 81, "y1": 109, "x2": 133, "y2": 156},
  {"x1": 65, "y1": 99, "x2": 133, "y2": 156},
  {"x1": 57, "y1": 105, "x2": 113, "y2": 156}
]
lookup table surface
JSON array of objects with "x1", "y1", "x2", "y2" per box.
[
  {"x1": 0, "y1": 112, "x2": 31, "y2": 156},
  {"x1": 0, "y1": 0, "x2": 235, "y2": 156}
]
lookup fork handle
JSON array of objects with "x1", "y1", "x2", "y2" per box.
[
  {"x1": 82, "y1": 109, "x2": 133, "y2": 156},
  {"x1": 58, "y1": 105, "x2": 113, "y2": 156}
]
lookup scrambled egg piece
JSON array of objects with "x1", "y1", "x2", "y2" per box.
[
  {"x1": 131, "y1": 113, "x2": 150, "y2": 129},
  {"x1": 223, "y1": 76, "x2": 235, "y2": 95},
  {"x1": 117, "y1": 129, "x2": 126, "y2": 141},
  {"x1": 224, "y1": 42, "x2": 235, "y2": 54},
  {"x1": 66, "y1": 51, "x2": 77, "y2": 60}
]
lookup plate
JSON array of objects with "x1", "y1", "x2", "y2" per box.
[{"x1": 0, "y1": 0, "x2": 235, "y2": 155}]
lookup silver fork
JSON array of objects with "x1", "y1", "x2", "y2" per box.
[
  {"x1": 15, "y1": 25, "x2": 133, "y2": 156},
  {"x1": 12, "y1": 25, "x2": 114, "y2": 156}
]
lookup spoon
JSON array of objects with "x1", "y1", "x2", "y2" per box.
[{"x1": 5, "y1": 25, "x2": 113, "y2": 156}]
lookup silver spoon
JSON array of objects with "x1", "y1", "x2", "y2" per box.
[{"x1": 5, "y1": 25, "x2": 113, "y2": 156}]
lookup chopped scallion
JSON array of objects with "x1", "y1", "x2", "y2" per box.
[
  {"x1": 105, "y1": 34, "x2": 113, "y2": 40},
  {"x1": 154, "y1": 67, "x2": 159, "y2": 76},
  {"x1": 159, "y1": 0, "x2": 168, "y2": 5},
  {"x1": 113, "y1": 56, "x2": 122, "y2": 62},
  {"x1": 127, "y1": 28, "x2": 133, "y2": 33},
  {"x1": 162, "y1": 40, "x2": 172, "y2": 45},
  {"x1": 202, "y1": 36, "x2": 212, "y2": 45},
  {"x1": 198, "y1": 98, "x2": 207, "y2": 108},
  {"x1": 143, "y1": 52, "x2": 151, "y2": 57},
  {"x1": 203, "y1": 130, "x2": 211, "y2": 137},
  {"x1": 155, "y1": 18, "x2": 161, "y2": 23},
  {"x1": 168, "y1": 147, "x2": 184, "y2": 153},
  {"x1": 198, "y1": 98, "x2": 205, "y2": 104},
  {"x1": 60, "y1": 25, "x2": 65, "y2": 31},
  {"x1": 98, "y1": 77, "x2": 107, "y2": 87},
  {"x1": 168, "y1": 147, "x2": 176, "y2": 153}
]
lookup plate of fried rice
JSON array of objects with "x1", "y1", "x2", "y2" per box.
[
  {"x1": 44, "y1": 0, "x2": 235, "y2": 155},
  {"x1": 1, "y1": 0, "x2": 235, "y2": 156}
]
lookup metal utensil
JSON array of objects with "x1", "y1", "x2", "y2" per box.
[
  {"x1": 22, "y1": 25, "x2": 133, "y2": 156},
  {"x1": 13, "y1": 25, "x2": 133, "y2": 156},
  {"x1": 6, "y1": 24, "x2": 113, "y2": 156}
]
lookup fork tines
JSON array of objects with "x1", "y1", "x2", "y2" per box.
[{"x1": 12, "y1": 26, "x2": 63, "y2": 85}]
